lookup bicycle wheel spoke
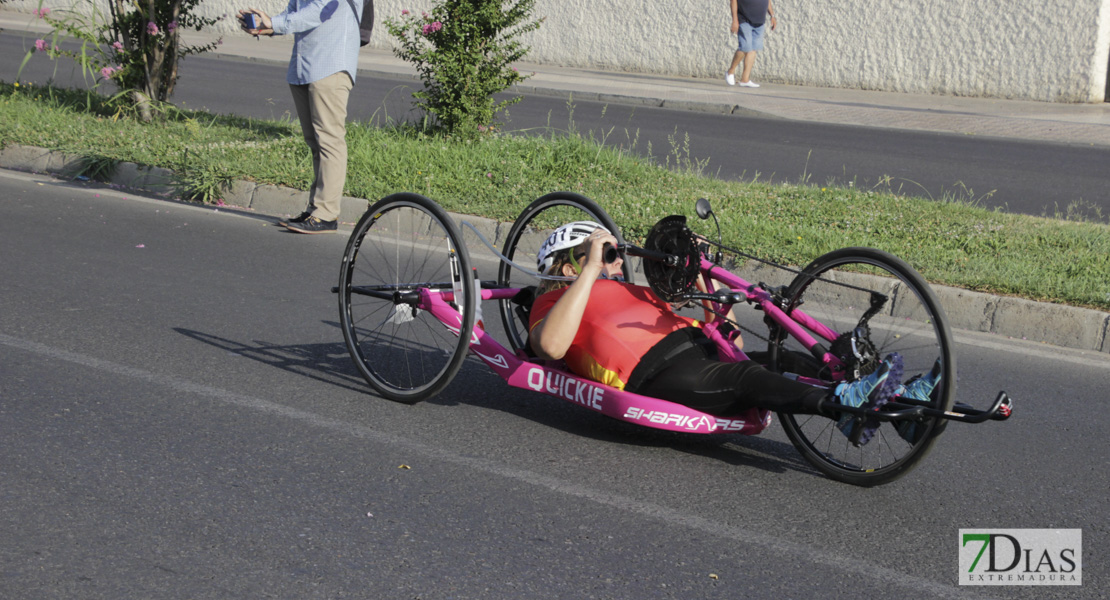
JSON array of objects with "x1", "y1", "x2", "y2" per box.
[
  {"x1": 339, "y1": 194, "x2": 474, "y2": 402},
  {"x1": 771, "y1": 247, "x2": 955, "y2": 486}
]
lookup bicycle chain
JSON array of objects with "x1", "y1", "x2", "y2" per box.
[
  {"x1": 687, "y1": 239, "x2": 888, "y2": 347},
  {"x1": 700, "y1": 239, "x2": 886, "y2": 296}
]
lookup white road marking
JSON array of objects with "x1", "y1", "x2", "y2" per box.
[{"x1": 1, "y1": 332, "x2": 992, "y2": 599}]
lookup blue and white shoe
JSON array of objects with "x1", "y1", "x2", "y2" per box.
[
  {"x1": 833, "y1": 353, "x2": 904, "y2": 446},
  {"x1": 894, "y1": 359, "x2": 943, "y2": 444}
]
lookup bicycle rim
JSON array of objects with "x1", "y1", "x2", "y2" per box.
[
  {"x1": 339, "y1": 193, "x2": 475, "y2": 403},
  {"x1": 770, "y1": 247, "x2": 955, "y2": 486}
]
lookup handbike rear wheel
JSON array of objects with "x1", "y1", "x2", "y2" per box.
[
  {"x1": 338, "y1": 193, "x2": 475, "y2": 403},
  {"x1": 497, "y1": 192, "x2": 632, "y2": 355},
  {"x1": 769, "y1": 247, "x2": 956, "y2": 486}
]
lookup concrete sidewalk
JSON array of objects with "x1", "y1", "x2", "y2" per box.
[
  {"x1": 2, "y1": 9, "x2": 1108, "y2": 353},
  {"x1": 3, "y1": 8, "x2": 1110, "y2": 147}
]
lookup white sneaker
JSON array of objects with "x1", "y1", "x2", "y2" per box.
[
  {"x1": 725, "y1": 73, "x2": 736, "y2": 86},
  {"x1": 738, "y1": 80, "x2": 760, "y2": 88}
]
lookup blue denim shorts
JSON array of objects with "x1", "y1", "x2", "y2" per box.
[{"x1": 737, "y1": 21, "x2": 766, "y2": 52}]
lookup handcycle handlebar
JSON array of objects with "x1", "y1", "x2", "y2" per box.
[
  {"x1": 680, "y1": 291, "x2": 748, "y2": 305},
  {"x1": 605, "y1": 242, "x2": 679, "y2": 267}
]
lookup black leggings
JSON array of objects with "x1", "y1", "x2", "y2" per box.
[{"x1": 631, "y1": 358, "x2": 830, "y2": 417}]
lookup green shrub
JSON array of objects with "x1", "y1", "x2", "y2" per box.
[{"x1": 385, "y1": 0, "x2": 541, "y2": 137}]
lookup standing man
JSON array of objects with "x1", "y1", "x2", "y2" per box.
[
  {"x1": 725, "y1": 0, "x2": 777, "y2": 89},
  {"x1": 239, "y1": 0, "x2": 363, "y2": 234}
]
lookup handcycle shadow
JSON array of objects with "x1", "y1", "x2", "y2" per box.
[
  {"x1": 173, "y1": 327, "x2": 369, "y2": 394},
  {"x1": 173, "y1": 325, "x2": 821, "y2": 480},
  {"x1": 428, "y1": 357, "x2": 821, "y2": 480}
]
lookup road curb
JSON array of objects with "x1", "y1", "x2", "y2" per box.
[
  {"x1": 198, "y1": 51, "x2": 776, "y2": 122},
  {"x1": 3, "y1": 142, "x2": 1106, "y2": 355}
]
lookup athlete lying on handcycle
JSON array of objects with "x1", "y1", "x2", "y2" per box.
[
  {"x1": 527, "y1": 220, "x2": 940, "y2": 446},
  {"x1": 337, "y1": 192, "x2": 1013, "y2": 485}
]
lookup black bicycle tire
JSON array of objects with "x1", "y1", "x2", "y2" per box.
[
  {"x1": 338, "y1": 193, "x2": 475, "y2": 403},
  {"x1": 496, "y1": 192, "x2": 632, "y2": 355},
  {"x1": 770, "y1": 247, "x2": 956, "y2": 486}
]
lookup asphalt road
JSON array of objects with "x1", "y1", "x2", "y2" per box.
[
  {"x1": 3, "y1": 31, "x2": 1109, "y2": 222},
  {"x1": 2, "y1": 170, "x2": 1107, "y2": 598}
]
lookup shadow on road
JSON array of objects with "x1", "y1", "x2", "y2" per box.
[
  {"x1": 175, "y1": 325, "x2": 821, "y2": 481},
  {"x1": 433, "y1": 358, "x2": 821, "y2": 480},
  {"x1": 174, "y1": 327, "x2": 368, "y2": 394}
]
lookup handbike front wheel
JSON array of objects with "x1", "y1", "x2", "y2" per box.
[
  {"x1": 338, "y1": 193, "x2": 475, "y2": 403},
  {"x1": 769, "y1": 247, "x2": 956, "y2": 486},
  {"x1": 497, "y1": 192, "x2": 633, "y2": 355}
]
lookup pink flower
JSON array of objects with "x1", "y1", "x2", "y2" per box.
[
  {"x1": 167, "y1": 21, "x2": 178, "y2": 33},
  {"x1": 33, "y1": 8, "x2": 51, "y2": 18},
  {"x1": 401, "y1": 9, "x2": 409, "y2": 15},
  {"x1": 421, "y1": 21, "x2": 442, "y2": 35},
  {"x1": 34, "y1": 39, "x2": 49, "y2": 52},
  {"x1": 99, "y1": 66, "x2": 118, "y2": 78},
  {"x1": 112, "y1": 41, "x2": 123, "y2": 51},
  {"x1": 147, "y1": 21, "x2": 158, "y2": 35}
]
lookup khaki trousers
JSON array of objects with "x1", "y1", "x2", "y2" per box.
[{"x1": 290, "y1": 71, "x2": 353, "y2": 222}]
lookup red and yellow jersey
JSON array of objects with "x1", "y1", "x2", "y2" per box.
[{"x1": 529, "y1": 280, "x2": 696, "y2": 389}]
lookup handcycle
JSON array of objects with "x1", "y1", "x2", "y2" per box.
[{"x1": 335, "y1": 191, "x2": 1012, "y2": 486}]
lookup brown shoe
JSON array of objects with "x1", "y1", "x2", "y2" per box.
[{"x1": 285, "y1": 215, "x2": 337, "y2": 234}]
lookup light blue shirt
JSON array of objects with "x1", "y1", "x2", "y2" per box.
[{"x1": 270, "y1": 0, "x2": 362, "y2": 85}]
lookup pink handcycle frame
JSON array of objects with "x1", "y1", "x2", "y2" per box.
[{"x1": 413, "y1": 255, "x2": 856, "y2": 437}]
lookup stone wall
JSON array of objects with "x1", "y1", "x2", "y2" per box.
[{"x1": 7, "y1": 0, "x2": 1109, "y2": 101}]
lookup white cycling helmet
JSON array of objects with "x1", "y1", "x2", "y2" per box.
[{"x1": 536, "y1": 221, "x2": 610, "y2": 274}]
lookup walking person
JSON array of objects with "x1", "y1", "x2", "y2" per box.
[
  {"x1": 239, "y1": 0, "x2": 364, "y2": 234},
  {"x1": 726, "y1": 0, "x2": 777, "y2": 88}
]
